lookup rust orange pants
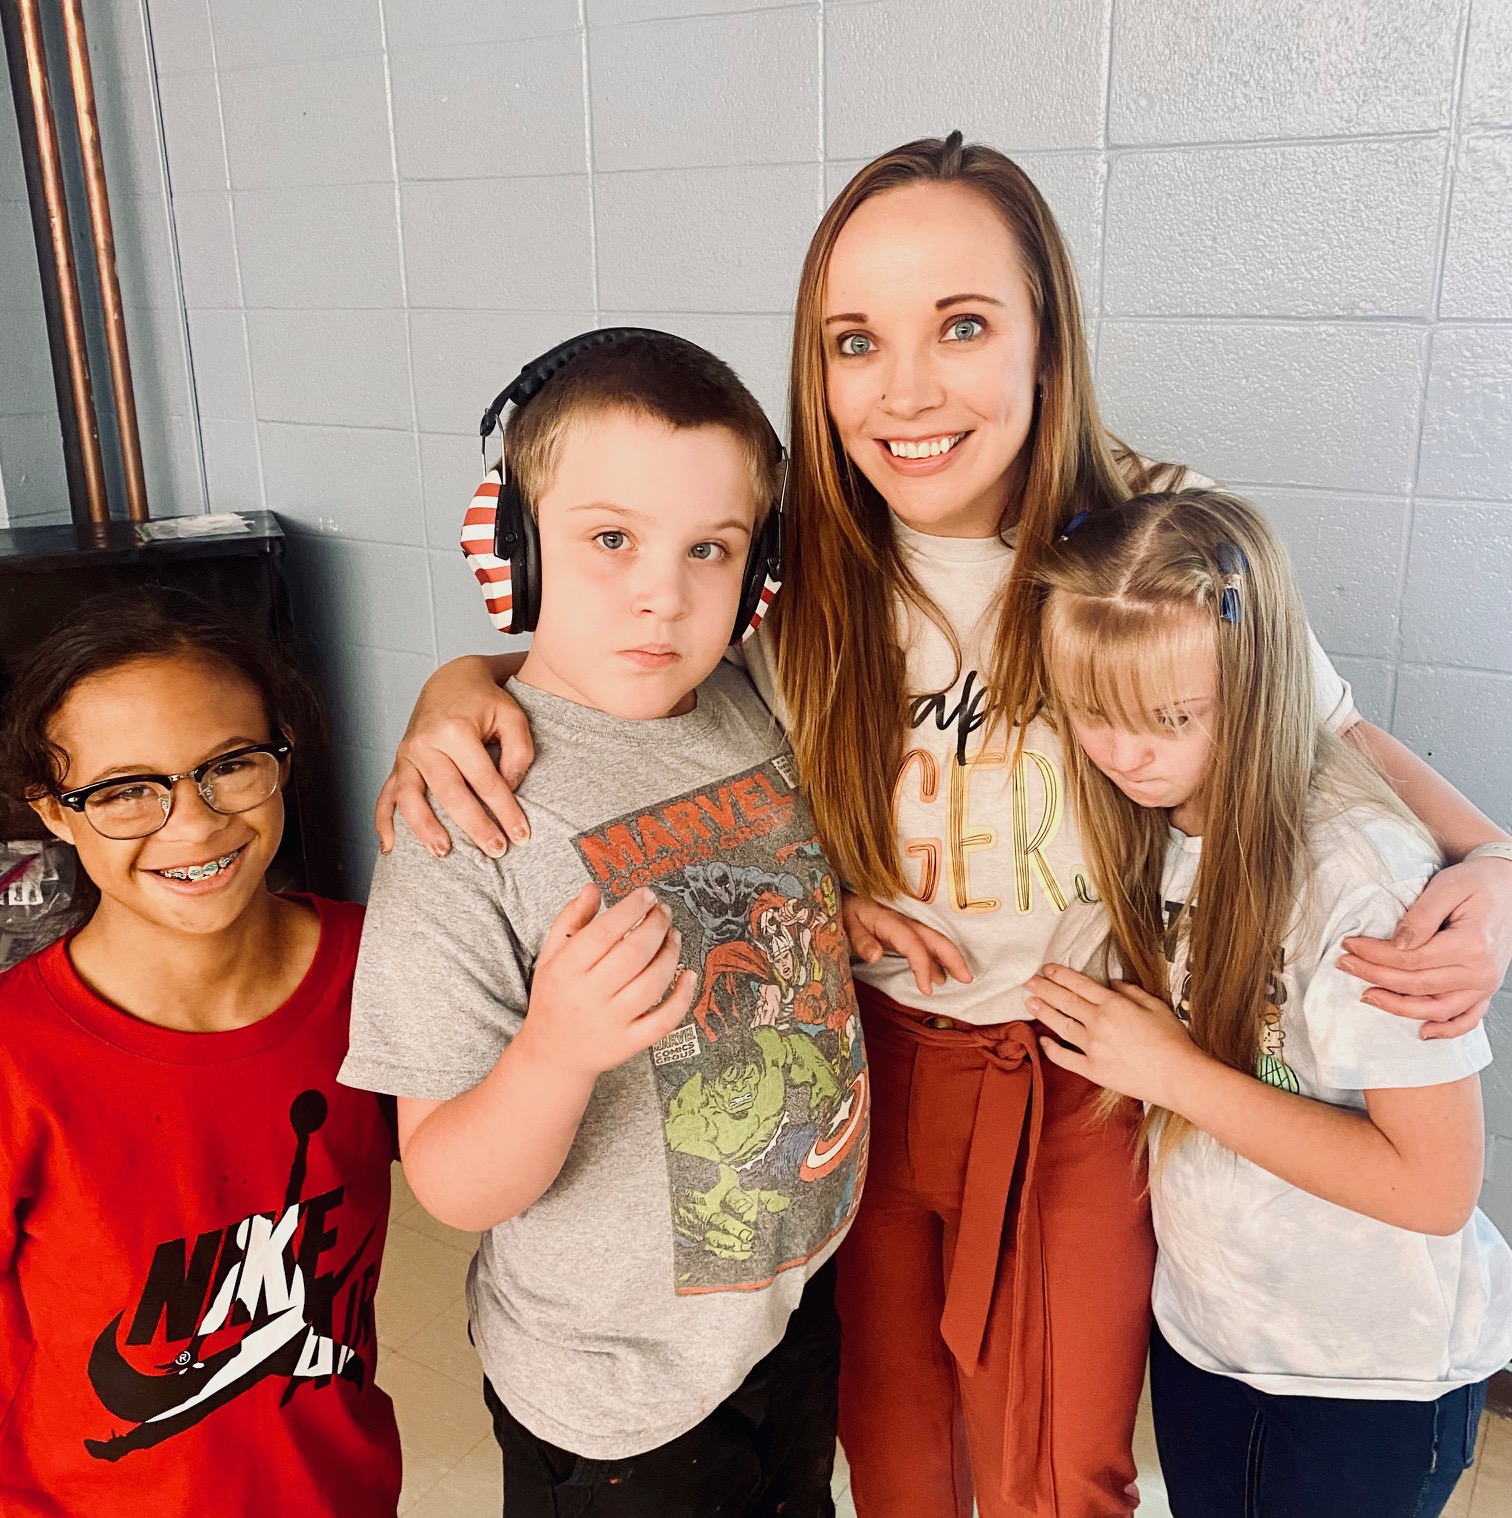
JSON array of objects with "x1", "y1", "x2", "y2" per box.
[{"x1": 835, "y1": 986, "x2": 1156, "y2": 1518}]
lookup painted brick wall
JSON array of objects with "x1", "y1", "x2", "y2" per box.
[{"x1": 123, "y1": 1, "x2": 1512, "y2": 1222}]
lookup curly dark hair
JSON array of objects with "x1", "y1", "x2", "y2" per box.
[{"x1": 0, "y1": 587, "x2": 322, "y2": 802}]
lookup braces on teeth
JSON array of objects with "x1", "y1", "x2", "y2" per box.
[{"x1": 158, "y1": 848, "x2": 241, "y2": 882}]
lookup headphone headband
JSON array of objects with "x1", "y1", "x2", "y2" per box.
[{"x1": 479, "y1": 327, "x2": 682, "y2": 442}]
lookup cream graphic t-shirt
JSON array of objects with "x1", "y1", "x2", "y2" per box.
[{"x1": 745, "y1": 514, "x2": 1356, "y2": 1026}]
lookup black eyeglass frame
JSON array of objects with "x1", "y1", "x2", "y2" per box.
[{"x1": 55, "y1": 740, "x2": 294, "y2": 818}]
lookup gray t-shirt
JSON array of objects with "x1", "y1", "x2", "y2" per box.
[{"x1": 340, "y1": 664, "x2": 867, "y2": 1458}]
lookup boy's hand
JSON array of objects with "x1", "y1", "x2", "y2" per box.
[
  {"x1": 1026, "y1": 963, "x2": 1198, "y2": 1109},
  {"x1": 521, "y1": 884, "x2": 696, "y2": 1079},
  {"x1": 842, "y1": 890, "x2": 972, "y2": 997}
]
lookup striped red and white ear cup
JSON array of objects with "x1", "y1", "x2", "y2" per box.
[
  {"x1": 740, "y1": 571, "x2": 781, "y2": 644},
  {"x1": 459, "y1": 469, "x2": 514, "y2": 633}
]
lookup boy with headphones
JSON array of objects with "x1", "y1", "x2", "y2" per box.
[{"x1": 341, "y1": 331, "x2": 866, "y2": 1517}]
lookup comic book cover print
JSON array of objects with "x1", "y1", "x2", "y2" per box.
[
  {"x1": 571, "y1": 757, "x2": 868, "y2": 1295},
  {"x1": 82, "y1": 1091, "x2": 380, "y2": 1460},
  {"x1": 1162, "y1": 900, "x2": 1300, "y2": 1092}
]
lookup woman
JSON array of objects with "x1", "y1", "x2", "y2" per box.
[{"x1": 375, "y1": 136, "x2": 1512, "y2": 1516}]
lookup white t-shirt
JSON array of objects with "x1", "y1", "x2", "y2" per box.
[
  {"x1": 744, "y1": 514, "x2": 1357, "y2": 1025},
  {"x1": 1151, "y1": 807, "x2": 1512, "y2": 1400}
]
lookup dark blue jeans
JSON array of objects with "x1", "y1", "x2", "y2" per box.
[{"x1": 1150, "y1": 1322, "x2": 1486, "y2": 1518}]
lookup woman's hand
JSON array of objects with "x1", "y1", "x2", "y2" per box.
[
  {"x1": 374, "y1": 655, "x2": 534, "y2": 859},
  {"x1": 841, "y1": 891, "x2": 973, "y2": 997},
  {"x1": 1026, "y1": 964, "x2": 1200, "y2": 1108},
  {"x1": 1336, "y1": 856, "x2": 1512, "y2": 1040}
]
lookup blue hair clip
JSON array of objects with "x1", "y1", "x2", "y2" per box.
[
  {"x1": 1216, "y1": 541, "x2": 1249, "y2": 624},
  {"x1": 1059, "y1": 509, "x2": 1092, "y2": 541}
]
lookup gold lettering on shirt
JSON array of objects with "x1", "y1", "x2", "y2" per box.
[
  {"x1": 1011, "y1": 750, "x2": 1068, "y2": 915},
  {"x1": 894, "y1": 748, "x2": 942, "y2": 903},
  {"x1": 893, "y1": 731, "x2": 1077, "y2": 917},
  {"x1": 948, "y1": 748, "x2": 1005, "y2": 913}
]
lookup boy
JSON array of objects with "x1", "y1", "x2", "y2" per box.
[{"x1": 340, "y1": 332, "x2": 866, "y2": 1517}]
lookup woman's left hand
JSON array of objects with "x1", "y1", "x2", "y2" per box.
[
  {"x1": 1337, "y1": 856, "x2": 1512, "y2": 1041},
  {"x1": 1026, "y1": 964, "x2": 1198, "y2": 1108}
]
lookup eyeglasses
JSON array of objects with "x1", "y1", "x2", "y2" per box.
[{"x1": 55, "y1": 741, "x2": 293, "y2": 840}]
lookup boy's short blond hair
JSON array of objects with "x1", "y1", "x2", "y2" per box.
[{"x1": 503, "y1": 332, "x2": 782, "y2": 525}]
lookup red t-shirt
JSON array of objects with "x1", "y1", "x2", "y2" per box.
[{"x1": 0, "y1": 896, "x2": 401, "y2": 1517}]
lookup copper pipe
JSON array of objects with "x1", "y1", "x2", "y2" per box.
[
  {"x1": 1, "y1": 0, "x2": 109, "y2": 526},
  {"x1": 60, "y1": 0, "x2": 149, "y2": 522}
]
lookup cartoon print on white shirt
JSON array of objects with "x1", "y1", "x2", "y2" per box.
[{"x1": 1160, "y1": 897, "x2": 1299, "y2": 1092}]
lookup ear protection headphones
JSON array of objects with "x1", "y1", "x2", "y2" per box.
[{"x1": 460, "y1": 327, "x2": 786, "y2": 645}]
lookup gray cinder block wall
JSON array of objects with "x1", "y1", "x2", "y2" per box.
[{"x1": 22, "y1": 0, "x2": 1512, "y2": 1226}]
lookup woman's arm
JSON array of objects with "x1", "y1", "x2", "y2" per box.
[
  {"x1": 1027, "y1": 966, "x2": 1485, "y2": 1235},
  {"x1": 374, "y1": 652, "x2": 532, "y2": 857},
  {"x1": 1340, "y1": 720, "x2": 1512, "y2": 1037},
  {"x1": 1346, "y1": 719, "x2": 1510, "y2": 862}
]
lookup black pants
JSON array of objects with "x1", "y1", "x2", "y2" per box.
[
  {"x1": 1150, "y1": 1322, "x2": 1487, "y2": 1518},
  {"x1": 484, "y1": 1261, "x2": 840, "y2": 1518}
]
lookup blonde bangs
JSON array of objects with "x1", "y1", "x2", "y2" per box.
[{"x1": 1044, "y1": 595, "x2": 1215, "y2": 734}]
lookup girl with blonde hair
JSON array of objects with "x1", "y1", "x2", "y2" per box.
[
  {"x1": 1025, "y1": 489, "x2": 1512, "y2": 1517},
  {"x1": 377, "y1": 135, "x2": 1512, "y2": 1515}
]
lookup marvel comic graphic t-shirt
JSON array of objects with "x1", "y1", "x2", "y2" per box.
[
  {"x1": 0, "y1": 896, "x2": 400, "y2": 1518},
  {"x1": 1151, "y1": 809, "x2": 1512, "y2": 1398},
  {"x1": 343, "y1": 663, "x2": 867, "y2": 1460},
  {"x1": 743, "y1": 511, "x2": 1357, "y2": 1025}
]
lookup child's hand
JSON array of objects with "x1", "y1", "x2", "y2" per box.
[
  {"x1": 1026, "y1": 963, "x2": 1198, "y2": 1108},
  {"x1": 841, "y1": 891, "x2": 973, "y2": 997},
  {"x1": 523, "y1": 884, "x2": 696, "y2": 1079}
]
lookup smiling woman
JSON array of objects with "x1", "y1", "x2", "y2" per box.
[{"x1": 820, "y1": 188, "x2": 1042, "y2": 540}]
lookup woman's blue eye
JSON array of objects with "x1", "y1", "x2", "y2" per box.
[
  {"x1": 595, "y1": 530, "x2": 628, "y2": 551},
  {"x1": 837, "y1": 332, "x2": 872, "y2": 357},
  {"x1": 690, "y1": 542, "x2": 726, "y2": 562},
  {"x1": 944, "y1": 316, "x2": 985, "y2": 342}
]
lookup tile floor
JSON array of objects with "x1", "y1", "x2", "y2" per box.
[{"x1": 379, "y1": 1164, "x2": 1512, "y2": 1517}]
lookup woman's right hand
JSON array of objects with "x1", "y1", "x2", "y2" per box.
[
  {"x1": 841, "y1": 890, "x2": 973, "y2": 996},
  {"x1": 374, "y1": 655, "x2": 534, "y2": 859}
]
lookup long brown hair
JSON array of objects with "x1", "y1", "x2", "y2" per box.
[
  {"x1": 773, "y1": 131, "x2": 1175, "y2": 897},
  {"x1": 1039, "y1": 490, "x2": 1430, "y2": 1153}
]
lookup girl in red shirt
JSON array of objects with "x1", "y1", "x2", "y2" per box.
[{"x1": 0, "y1": 590, "x2": 400, "y2": 1518}]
